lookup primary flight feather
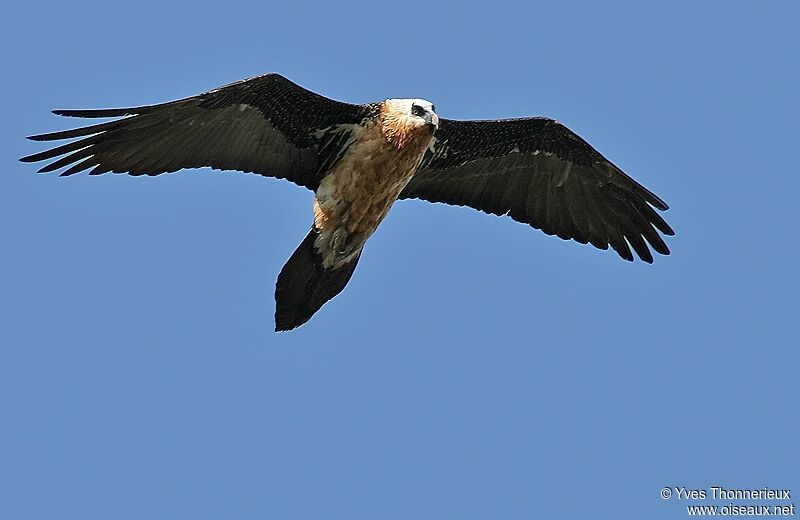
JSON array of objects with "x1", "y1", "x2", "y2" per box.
[{"x1": 21, "y1": 73, "x2": 674, "y2": 331}]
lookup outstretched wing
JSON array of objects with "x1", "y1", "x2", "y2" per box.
[
  {"x1": 20, "y1": 73, "x2": 372, "y2": 190},
  {"x1": 400, "y1": 117, "x2": 674, "y2": 263}
]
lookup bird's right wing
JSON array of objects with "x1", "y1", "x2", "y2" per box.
[{"x1": 20, "y1": 73, "x2": 373, "y2": 191}]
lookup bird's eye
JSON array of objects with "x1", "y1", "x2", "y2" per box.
[
  {"x1": 411, "y1": 104, "x2": 425, "y2": 117},
  {"x1": 431, "y1": 104, "x2": 436, "y2": 112}
]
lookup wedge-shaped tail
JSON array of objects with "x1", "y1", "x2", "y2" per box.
[{"x1": 274, "y1": 229, "x2": 362, "y2": 332}]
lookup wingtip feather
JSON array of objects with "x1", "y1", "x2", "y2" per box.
[
  {"x1": 52, "y1": 107, "x2": 133, "y2": 117},
  {"x1": 27, "y1": 133, "x2": 52, "y2": 142}
]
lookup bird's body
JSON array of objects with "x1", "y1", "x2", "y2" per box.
[
  {"x1": 312, "y1": 99, "x2": 436, "y2": 269},
  {"x1": 21, "y1": 73, "x2": 674, "y2": 331}
]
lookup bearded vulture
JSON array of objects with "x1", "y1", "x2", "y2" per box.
[{"x1": 20, "y1": 73, "x2": 674, "y2": 331}]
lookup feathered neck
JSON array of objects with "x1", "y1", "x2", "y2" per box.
[{"x1": 378, "y1": 100, "x2": 429, "y2": 149}]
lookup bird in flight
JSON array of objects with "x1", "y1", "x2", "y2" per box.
[{"x1": 21, "y1": 73, "x2": 674, "y2": 331}]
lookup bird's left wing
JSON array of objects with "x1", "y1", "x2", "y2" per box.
[
  {"x1": 400, "y1": 117, "x2": 674, "y2": 263},
  {"x1": 20, "y1": 73, "x2": 371, "y2": 191}
]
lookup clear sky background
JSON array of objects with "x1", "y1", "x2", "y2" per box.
[{"x1": 2, "y1": 1, "x2": 798, "y2": 519}]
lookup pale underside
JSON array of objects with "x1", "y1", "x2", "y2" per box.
[{"x1": 312, "y1": 102, "x2": 435, "y2": 269}]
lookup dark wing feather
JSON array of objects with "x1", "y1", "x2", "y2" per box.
[
  {"x1": 20, "y1": 73, "x2": 373, "y2": 190},
  {"x1": 400, "y1": 117, "x2": 674, "y2": 263}
]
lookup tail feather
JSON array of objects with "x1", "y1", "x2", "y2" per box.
[{"x1": 274, "y1": 228, "x2": 361, "y2": 331}]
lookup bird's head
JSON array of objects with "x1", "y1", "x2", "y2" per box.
[{"x1": 379, "y1": 98, "x2": 439, "y2": 148}]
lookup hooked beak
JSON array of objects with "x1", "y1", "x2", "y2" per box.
[{"x1": 423, "y1": 111, "x2": 439, "y2": 130}]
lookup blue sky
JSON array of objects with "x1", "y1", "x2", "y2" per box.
[{"x1": 2, "y1": 1, "x2": 798, "y2": 518}]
